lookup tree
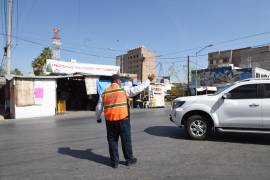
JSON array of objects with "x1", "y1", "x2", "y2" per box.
[
  {"x1": 32, "y1": 47, "x2": 52, "y2": 76},
  {"x1": 11, "y1": 68, "x2": 23, "y2": 76}
]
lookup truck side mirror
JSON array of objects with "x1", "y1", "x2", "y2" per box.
[{"x1": 222, "y1": 93, "x2": 231, "y2": 100}]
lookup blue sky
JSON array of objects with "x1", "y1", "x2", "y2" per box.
[{"x1": 1, "y1": 0, "x2": 270, "y2": 81}]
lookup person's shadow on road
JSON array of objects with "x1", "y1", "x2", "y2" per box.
[{"x1": 57, "y1": 147, "x2": 125, "y2": 167}]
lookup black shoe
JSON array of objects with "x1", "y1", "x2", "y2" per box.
[
  {"x1": 125, "y1": 158, "x2": 137, "y2": 166},
  {"x1": 111, "y1": 163, "x2": 119, "y2": 168}
]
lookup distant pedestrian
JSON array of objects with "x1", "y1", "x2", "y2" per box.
[{"x1": 96, "y1": 74, "x2": 155, "y2": 168}]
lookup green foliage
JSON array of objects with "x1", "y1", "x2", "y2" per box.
[
  {"x1": 32, "y1": 47, "x2": 52, "y2": 76},
  {"x1": 11, "y1": 68, "x2": 23, "y2": 76}
]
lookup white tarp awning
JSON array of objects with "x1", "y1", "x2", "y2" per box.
[
  {"x1": 196, "y1": 86, "x2": 217, "y2": 92},
  {"x1": 85, "y1": 77, "x2": 98, "y2": 95}
]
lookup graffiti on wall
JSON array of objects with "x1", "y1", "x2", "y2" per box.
[{"x1": 191, "y1": 67, "x2": 252, "y2": 87}]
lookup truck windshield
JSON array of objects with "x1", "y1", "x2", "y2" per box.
[{"x1": 210, "y1": 83, "x2": 235, "y2": 95}]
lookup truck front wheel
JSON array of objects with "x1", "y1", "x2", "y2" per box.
[{"x1": 186, "y1": 115, "x2": 211, "y2": 140}]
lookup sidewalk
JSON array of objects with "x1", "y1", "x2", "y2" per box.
[
  {"x1": 0, "y1": 107, "x2": 170, "y2": 125},
  {"x1": 0, "y1": 111, "x2": 96, "y2": 125}
]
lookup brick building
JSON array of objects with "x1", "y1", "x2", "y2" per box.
[
  {"x1": 116, "y1": 46, "x2": 156, "y2": 82},
  {"x1": 239, "y1": 45, "x2": 270, "y2": 70},
  {"x1": 208, "y1": 48, "x2": 248, "y2": 68},
  {"x1": 208, "y1": 45, "x2": 270, "y2": 70}
]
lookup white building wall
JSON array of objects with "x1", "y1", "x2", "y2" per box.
[
  {"x1": 252, "y1": 67, "x2": 270, "y2": 78},
  {"x1": 15, "y1": 80, "x2": 56, "y2": 119}
]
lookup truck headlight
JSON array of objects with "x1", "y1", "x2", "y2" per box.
[{"x1": 172, "y1": 101, "x2": 185, "y2": 109}]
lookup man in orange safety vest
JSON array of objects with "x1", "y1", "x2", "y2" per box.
[{"x1": 96, "y1": 74, "x2": 155, "y2": 168}]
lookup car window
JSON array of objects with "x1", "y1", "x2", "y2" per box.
[
  {"x1": 210, "y1": 83, "x2": 235, "y2": 96},
  {"x1": 263, "y1": 84, "x2": 270, "y2": 98},
  {"x1": 229, "y1": 84, "x2": 258, "y2": 99}
]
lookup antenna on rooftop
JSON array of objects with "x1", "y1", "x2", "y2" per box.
[{"x1": 52, "y1": 27, "x2": 61, "y2": 60}]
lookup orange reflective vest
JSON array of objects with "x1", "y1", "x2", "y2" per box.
[{"x1": 102, "y1": 83, "x2": 128, "y2": 121}]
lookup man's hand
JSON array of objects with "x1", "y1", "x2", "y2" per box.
[
  {"x1": 96, "y1": 119, "x2": 102, "y2": 123},
  {"x1": 148, "y1": 74, "x2": 155, "y2": 81}
]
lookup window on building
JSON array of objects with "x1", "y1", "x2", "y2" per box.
[
  {"x1": 223, "y1": 58, "x2": 229, "y2": 63},
  {"x1": 137, "y1": 55, "x2": 139, "y2": 58},
  {"x1": 213, "y1": 60, "x2": 216, "y2": 64},
  {"x1": 219, "y1": 59, "x2": 223, "y2": 64},
  {"x1": 256, "y1": 73, "x2": 260, "y2": 78},
  {"x1": 209, "y1": 60, "x2": 213, "y2": 65}
]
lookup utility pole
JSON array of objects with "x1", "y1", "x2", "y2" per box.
[
  {"x1": 248, "y1": 56, "x2": 252, "y2": 68},
  {"x1": 6, "y1": 0, "x2": 13, "y2": 77},
  {"x1": 121, "y1": 55, "x2": 123, "y2": 73},
  {"x1": 195, "y1": 44, "x2": 213, "y2": 96},
  {"x1": 187, "y1": 56, "x2": 190, "y2": 96}
]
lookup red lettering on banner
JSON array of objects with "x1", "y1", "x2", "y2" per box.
[{"x1": 48, "y1": 60, "x2": 119, "y2": 74}]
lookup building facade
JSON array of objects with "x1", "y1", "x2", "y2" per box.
[
  {"x1": 191, "y1": 66, "x2": 270, "y2": 89},
  {"x1": 208, "y1": 45, "x2": 270, "y2": 70},
  {"x1": 239, "y1": 45, "x2": 270, "y2": 70},
  {"x1": 208, "y1": 48, "x2": 248, "y2": 68},
  {"x1": 116, "y1": 46, "x2": 156, "y2": 82}
]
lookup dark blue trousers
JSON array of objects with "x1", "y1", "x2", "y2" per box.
[{"x1": 105, "y1": 117, "x2": 133, "y2": 164}]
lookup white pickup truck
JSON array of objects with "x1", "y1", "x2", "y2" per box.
[{"x1": 170, "y1": 79, "x2": 270, "y2": 140}]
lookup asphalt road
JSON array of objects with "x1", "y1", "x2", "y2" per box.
[{"x1": 1, "y1": 108, "x2": 270, "y2": 180}]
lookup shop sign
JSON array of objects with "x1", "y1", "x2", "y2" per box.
[{"x1": 46, "y1": 59, "x2": 119, "y2": 76}]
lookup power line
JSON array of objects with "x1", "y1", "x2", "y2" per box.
[
  {"x1": 213, "y1": 31, "x2": 270, "y2": 45},
  {"x1": 1, "y1": 0, "x2": 5, "y2": 36},
  {"x1": 156, "y1": 46, "x2": 208, "y2": 58},
  {"x1": 189, "y1": 60, "x2": 206, "y2": 69},
  {"x1": 156, "y1": 56, "x2": 187, "y2": 60},
  {"x1": 147, "y1": 31, "x2": 270, "y2": 59},
  {"x1": 0, "y1": 33, "x2": 117, "y2": 59},
  {"x1": 14, "y1": 0, "x2": 19, "y2": 48},
  {"x1": 1, "y1": 30, "x2": 270, "y2": 64},
  {"x1": 61, "y1": 47, "x2": 116, "y2": 59},
  {"x1": 117, "y1": 31, "x2": 270, "y2": 60},
  {"x1": 10, "y1": 31, "x2": 126, "y2": 53},
  {"x1": 1, "y1": 31, "x2": 126, "y2": 54},
  {"x1": 3, "y1": 0, "x2": 7, "y2": 36},
  {"x1": 23, "y1": 0, "x2": 38, "y2": 23}
]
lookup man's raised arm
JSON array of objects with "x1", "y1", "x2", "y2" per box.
[{"x1": 125, "y1": 74, "x2": 155, "y2": 97}]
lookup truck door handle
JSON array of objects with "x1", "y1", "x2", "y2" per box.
[{"x1": 249, "y1": 104, "x2": 259, "y2": 108}]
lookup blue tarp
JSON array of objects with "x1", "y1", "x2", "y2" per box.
[
  {"x1": 96, "y1": 79, "x2": 135, "y2": 122},
  {"x1": 97, "y1": 80, "x2": 111, "y2": 95},
  {"x1": 97, "y1": 79, "x2": 130, "y2": 95}
]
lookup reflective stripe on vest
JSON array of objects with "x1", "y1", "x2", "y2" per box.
[{"x1": 102, "y1": 84, "x2": 128, "y2": 121}]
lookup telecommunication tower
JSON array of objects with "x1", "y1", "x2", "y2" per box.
[{"x1": 52, "y1": 27, "x2": 61, "y2": 60}]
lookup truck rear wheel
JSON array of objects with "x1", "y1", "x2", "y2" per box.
[{"x1": 186, "y1": 115, "x2": 211, "y2": 140}]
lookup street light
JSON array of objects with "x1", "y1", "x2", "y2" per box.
[{"x1": 195, "y1": 44, "x2": 213, "y2": 96}]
